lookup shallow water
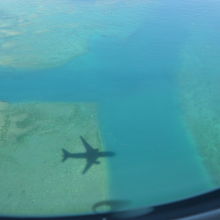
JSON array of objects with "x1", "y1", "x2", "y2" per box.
[{"x1": 0, "y1": 0, "x2": 220, "y2": 216}]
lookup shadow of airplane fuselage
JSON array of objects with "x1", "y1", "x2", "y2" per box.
[{"x1": 62, "y1": 136, "x2": 115, "y2": 174}]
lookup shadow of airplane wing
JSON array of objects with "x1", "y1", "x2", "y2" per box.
[
  {"x1": 82, "y1": 160, "x2": 94, "y2": 174},
  {"x1": 80, "y1": 136, "x2": 94, "y2": 153}
]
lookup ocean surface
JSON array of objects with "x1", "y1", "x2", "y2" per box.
[{"x1": 0, "y1": 0, "x2": 220, "y2": 216}]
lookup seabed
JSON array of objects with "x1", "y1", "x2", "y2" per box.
[
  {"x1": 0, "y1": 101, "x2": 110, "y2": 216},
  {"x1": 178, "y1": 26, "x2": 220, "y2": 186}
]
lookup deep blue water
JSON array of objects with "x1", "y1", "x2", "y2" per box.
[{"x1": 1, "y1": 0, "x2": 219, "y2": 211}]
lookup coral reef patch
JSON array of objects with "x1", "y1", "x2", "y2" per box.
[
  {"x1": 0, "y1": 0, "x2": 154, "y2": 69},
  {"x1": 0, "y1": 101, "x2": 110, "y2": 215},
  {"x1": 178, "y1": 26, "x2": 220, "y2": 185}
]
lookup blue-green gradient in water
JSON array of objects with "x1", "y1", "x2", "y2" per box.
[{"x1": 0, "y1": 0, "x2": 220, "y2": 214}]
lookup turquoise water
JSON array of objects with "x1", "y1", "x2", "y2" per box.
[{"x1": 0, "y1": 0, "x2": 220, "y2": 215}]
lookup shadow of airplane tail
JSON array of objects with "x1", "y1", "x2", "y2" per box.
[{"x1": 62, "y1": 148, "x2": 71, "y2": 162}]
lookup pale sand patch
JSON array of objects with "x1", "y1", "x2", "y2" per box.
[
  {"x1": 0, "y1": 101, "x2": 110, "y2": 216},
  {"x1": 0, "y1": 29, "x2": 22, "y2": 37}
]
